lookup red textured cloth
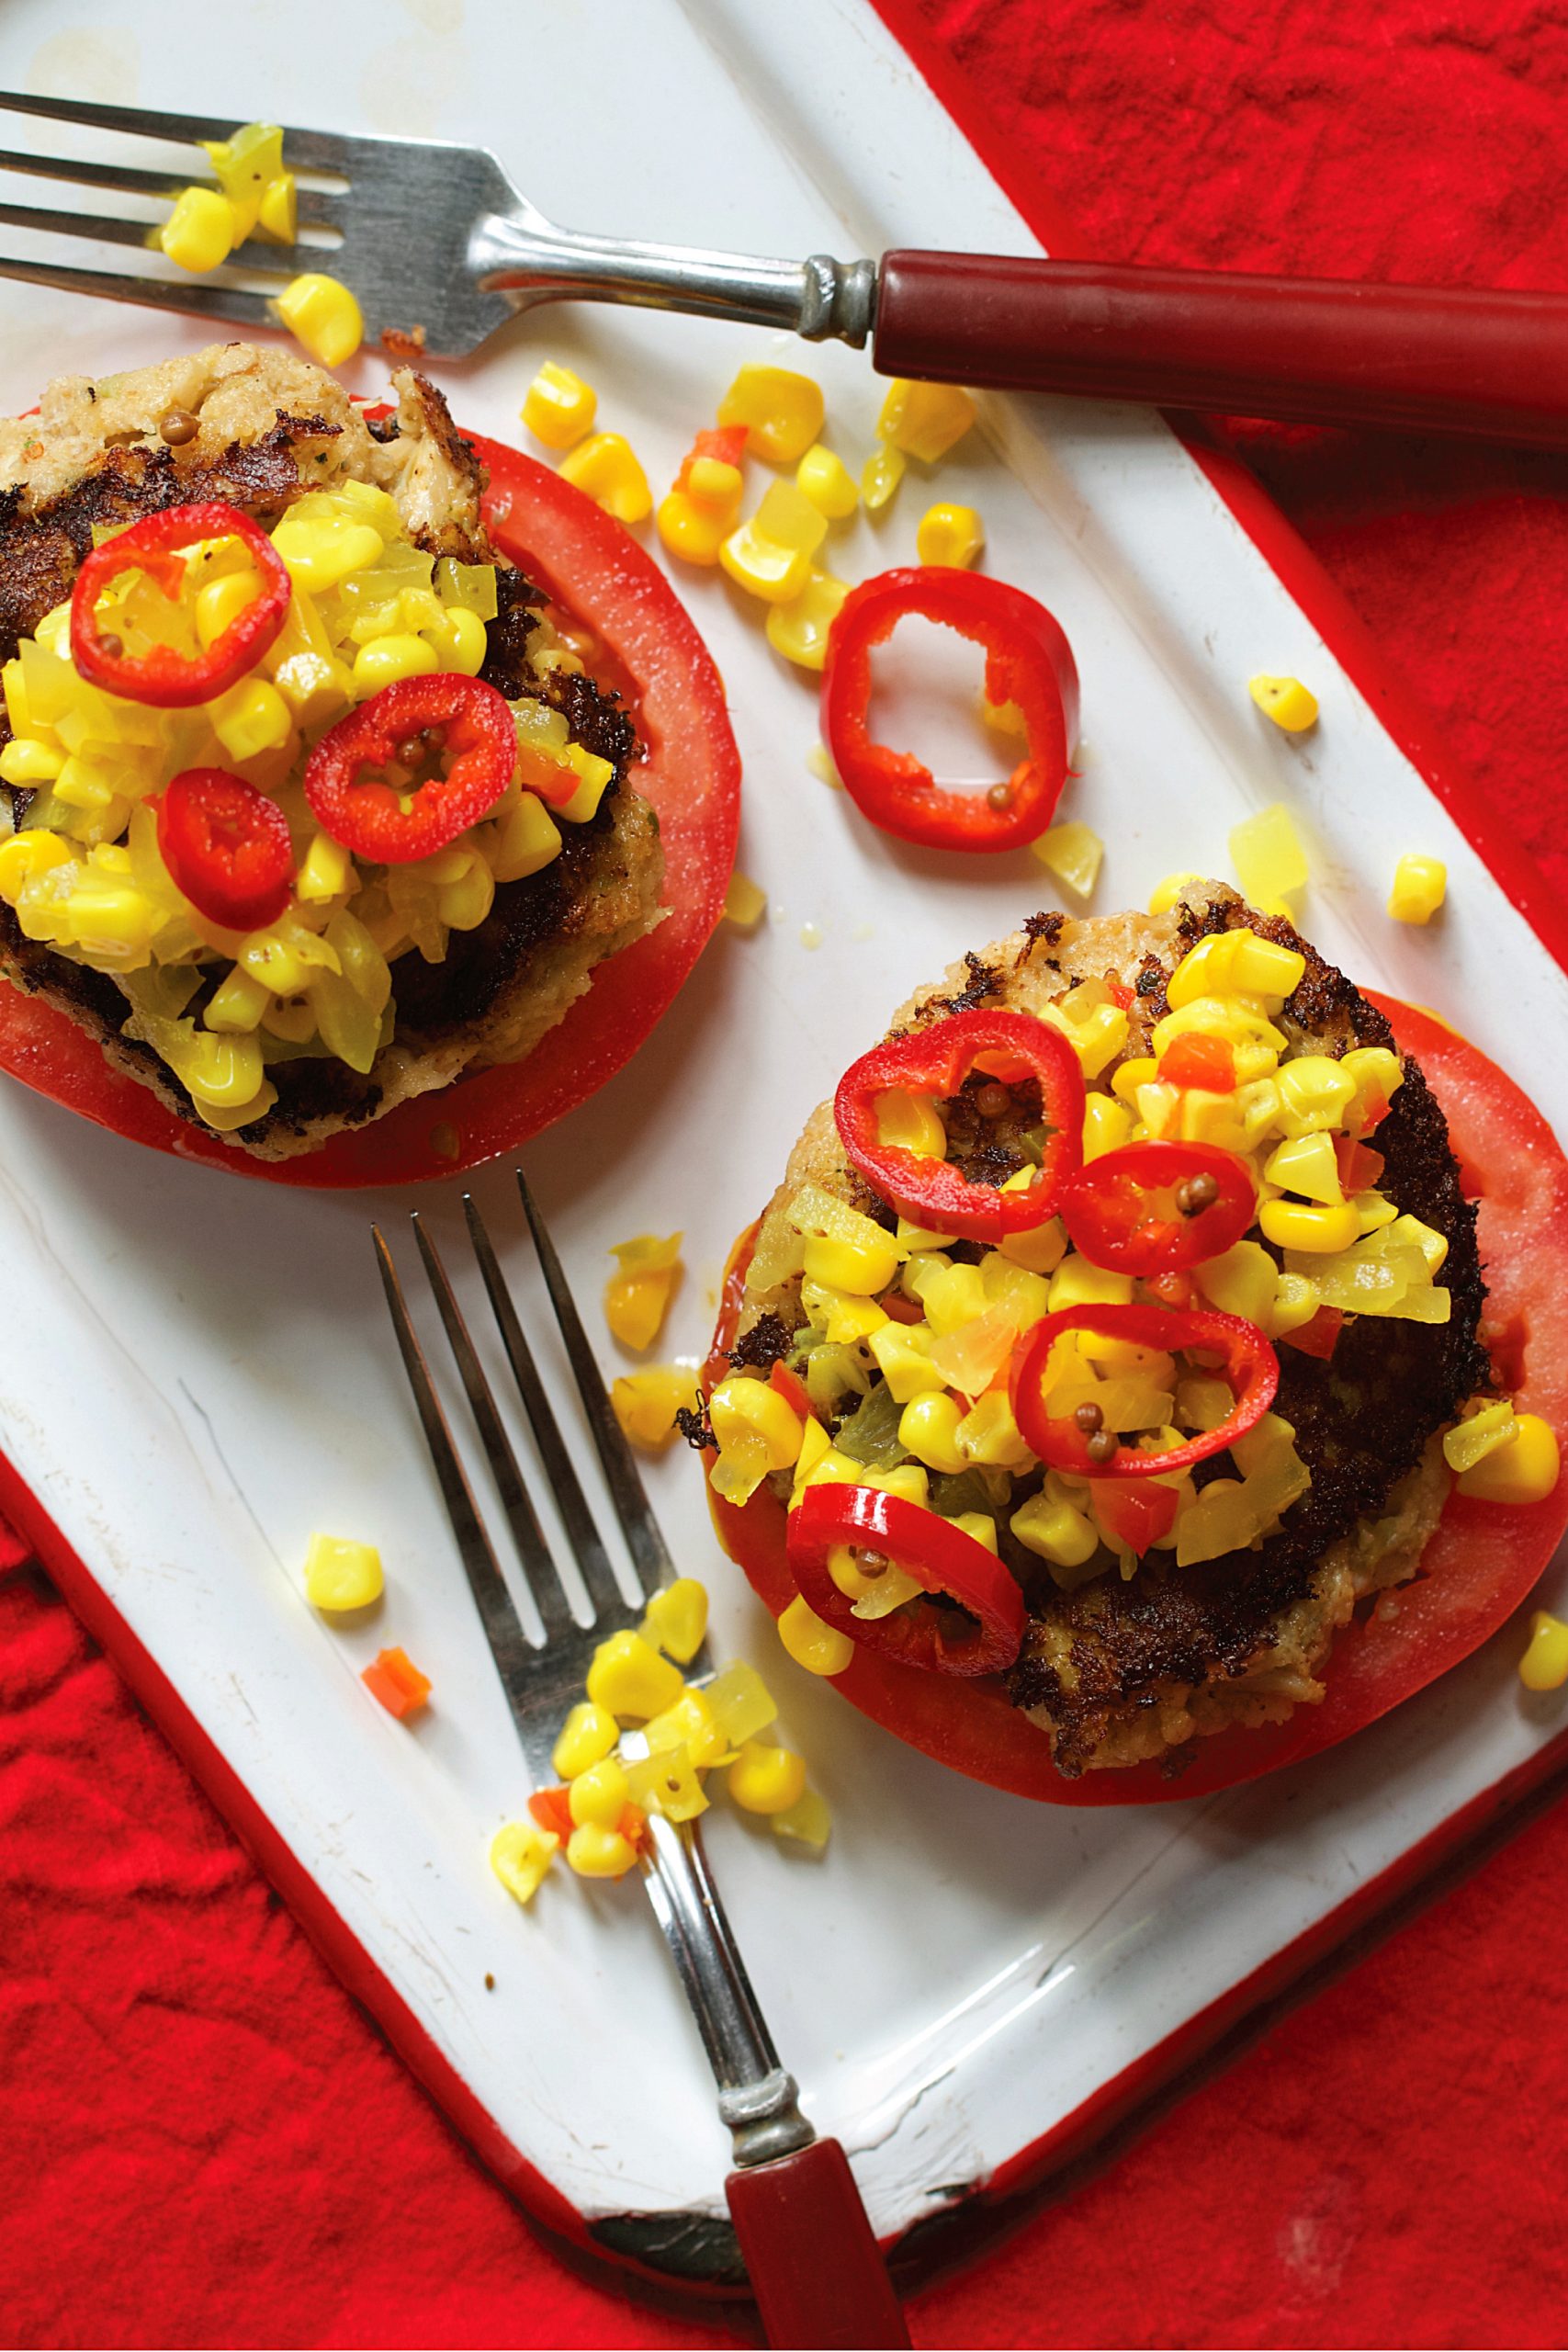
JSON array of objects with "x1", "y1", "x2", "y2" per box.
[{"x1": 7, "y1": 4, "x2": 1568, "y2": 2345}]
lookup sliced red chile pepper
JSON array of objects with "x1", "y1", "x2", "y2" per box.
[
  {"x1": 303, "y1": 673, "x2": 519, "y2": 864},
  {"x1": 1010, "y1": 1302, "x2": 1279, "y2": 1478},
  {"x1": 70, "y1": 501, "x2": 292, "y2": 708},
  {"x1": 820, "y1": 566, "x2": 1078, "y2": 852},
  {"x1": 788, "y1": 1484, "x2": 1027, "y2": 1677},
  {"x1": 1059, "y1": 1140, "x2": 1256, "y2": 1278},
  {"x1": 154, "y1": 766, "x2": 294, "y2": 933},
  {"x1": 833, "y1": 1007, "x2": 1085, "y2": 1242},
  {"x1": 768, "y1": 1358, "x2": 816, "y2": 1424}
]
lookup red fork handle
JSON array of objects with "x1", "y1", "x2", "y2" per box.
[
  {"x1": 874, "y1": 252, "x2": 1568, "y2": 446},
  {"x1": 725, "y1": 2136, "x2": 909, "y2": 2349}
]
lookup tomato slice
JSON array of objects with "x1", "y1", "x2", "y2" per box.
[
  {"x1": 0, "y1": 434, "x2": 739, "y2": 1187},
  {"x1": 707, "y1": 998, "x2": 1568, "y2": 1804}
]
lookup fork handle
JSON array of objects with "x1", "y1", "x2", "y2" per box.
[
  {"x1": 874, "y1": 253, "x2": 1568, "y2": 445},
  {"x1": 727, "y1": 2138, "x2": 909, "y2": 2350}
]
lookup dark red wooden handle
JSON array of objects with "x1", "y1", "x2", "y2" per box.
[
  {"x1": 875, "y1": 251, "x2": 1568, "y2": 444},
  {"x1": 725, "y1": 2137, "x2": 908, "y2": 2349}
]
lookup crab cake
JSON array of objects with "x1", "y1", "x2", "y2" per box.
[
  {"x1": 0, "y1": 343, "x2": 662, "y2": 1159},
  {"x1": 735, "y1": 885, "x2": 1488, "y2": 1777}
]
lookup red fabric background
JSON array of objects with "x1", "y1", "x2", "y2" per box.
[{"x1": 7, "y1": 3, "x2": 1568, "y2": 2344}]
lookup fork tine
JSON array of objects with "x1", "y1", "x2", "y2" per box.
[
  {"x1": 0, "y1": 90, "x2": 370, "y2": 175},
  {"x1": 372, "y1": 1228, "x2": 545, "y2": 1736},
  {"x1": 0, "y1": 198, "x2": 320, "y2": 277},
  {"x1": 0, "y1": 148, "x2": 194, "y2": 199},
  {"x1": 516, "y1": 1173, "x2": 676, "y2": 1599},
  {"x1": 410, "y1": 1215, "x2": 577, "y2": 1645},
  {"x1": 462, "y1": 1193, "x2": 635, "y2": 1624},
  {"x1": 0, "y1": 253, "x2": 274, "y2": 328}
]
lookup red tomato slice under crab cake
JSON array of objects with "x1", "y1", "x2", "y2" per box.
[
  {"x1": 703, "y1": 900, "x2": 1568, "y2": 1805},
  {"x1": 0, "y1": 349, "x2": 738, "y2": 1187}
]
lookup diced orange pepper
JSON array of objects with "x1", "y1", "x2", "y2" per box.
[
  {"x1": 528, "y1": 1785, "x2": 575, "y2": 1840},
  {"x1": 362, "y1": 1646, "x2": 431, "y2": 1719},
  {"x1": 1160, "y1": 1033, "x2": 1236, "y2": 1093}
]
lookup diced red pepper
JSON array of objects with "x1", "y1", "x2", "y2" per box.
[
  {"x1": 362, "y1": 1646, "x2": 432, "y2": 1719},
  {"x1": 833, "y1": 1007, "x2": 1085, "y2": 1243},
  {"x1": 1090, "y1": 1477, "x2": 1180, "y2": 1556},
  {"x1": 154, "y1": 766, "x2": 295, "y2": 933},
  {"x1": 1282, "y1": 1305, "x2": 1345, "y2": 1361},
  {"x1": 788, "y1": 1484, "x2": 1027, "y2": 1677},
  {"x1": 820, "y1": 567, "x2": 1078, "y2": 852},
  {"x1": 1146, "y1": 1270, "x2": 1195, "y2": 1311},
  {"x1": 1059, "y1": 1140, "x2": 1255, "y2": 1278},
  {"x1": 769, "y1": 1358, "x2": 815, "y2": 1423},
  {"x1": 70, "y1": 501, "x2": 292, "y2": 707},
  {"x1": 1010, "y1": 1302, "x2": 1279, "y2": 1478},
  {"x1": 1159, "y1": 1031, "x2": 1236, "y2": 1092},
  {"x1": 1335, "y1": 1134, "x2": 1385, "y2": 1193},
  {"x1": 303, "y1": 673, "x2": 519, "y2": 864},
  {"x1": 1105, "y1": 976, "x2": 1134, "y2": 1011},
  {"x1": 616, "y1": 1803, "x2": 649, "y2": 1851},
  {"x1": 528, "y1": 1786, "x2": 574, "y2": 1840},
  {"x1": 676, "y1": 424, "x2": 748, "y2": 490}
]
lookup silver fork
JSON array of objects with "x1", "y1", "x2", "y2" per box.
[
  {"x1": 372, "y1": 1174, "x2": 908, "y2": 2352},
  {"x1": 9, "y1": 89, "x2": 1568, "y2": 444}
]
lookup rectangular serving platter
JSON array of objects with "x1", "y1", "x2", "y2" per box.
[{"x1": 4, "y1": 0, "x2": 1568, "y2": 2290}]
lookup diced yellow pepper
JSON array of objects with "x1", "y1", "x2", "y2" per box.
[
  {"x1": 296, "y1": 830, "x2": 354, "y2": 905},
  {"x1": 1248, "y1": 674, "x2": 1319, "y2": 732},
  {"x1": 642, "y1": 1577, "x2": 709, "y2": 1664},
  {"x1": 862, "y1": 441, "x2": 906, "y2": 510},
  {"x1": 875, "y1": 1086, "x2": 946, "y2": 1157},
  {"x1": 303, "y1": 1532, "x2": 384, "y2": 1611},
  {"x1": 916, "y1": 502, "x2": 984, "y2": 568},
  {"x1": 552, "y1": 1701, "x2": 620, "y2": 1780},
  {"x1": 1442, "y1": 1400, "x2": 1517, "y2": 1476},
  {"x1": 765, "y1": 570, "x2": 850, "y2": 671},
  {"x1": 560, "y1": 432, "x2": 653, "y2": 525},
  {"x1": 1049, "y1": 1255, "x2": 1134, "y2": 1312},
  {"x1": 955, "y1": 1390, "x2": 1032, "y2": 1470},
  {"x1": 728, "y1": 1739, "x2": 808, "y2": 1815},
  {"x1": 1195, "y1": 1238, "x2": 1278, "y2": 1325},
  {"x1": 1082, "y1": 1093, "x2": 1134, "y2": 1161},
  {"x1": 1518, "y1": 1610, "x2": 1568, "y2": 1692},
  {"x1": 795, "y1": 443, "x2": 860, "y2": 519},
  {"x1": 624, "y1": 1743, "x2": 709, "y2": 1823},
  {"x1": 1388, "y1": 854, "x2": 1447, "y2": 925},
  {"x1": 1031, "y1": 820, "x2": 1103, "y2": 899},
  {"x1": 706, "y1": 1659, "x2": 780, "y2": 1747},
  {"x1": 491, "y1": 1819, "x2": 558, "y2": 1905},
  {"x1": 200, "y1": 120, "x2": 284, "y2": 239},
  {"x1": 566, "y1": 1823, "x2": 638, "y2": 1878},
  {"x1": 1231, "y1": 801, "x2": 1309, "y2": 903},
  {"x1": 646, "y1": 1687, "x2": 732, "y2": 1770},
  {"x1": 275, "y1": 272, "x2": 364, "y2": 368},
  {"x1": 160, "y1": 186, "x2": 234, "y2": 274},
  {"x1": 522, "y1": 361, "x2": 597, "y2": 450},
  {"x1": 1264, "y1": 1130, "x2": 1343, "y2": 1204},
  {"x1": 585, "y1": 1629, "x2": 684, "y2": 1721},
  {"x1": 998, "y1": 1200, "x2": 1067, "y2": 1274},
  {"x1": 1277, "y1": 1054, "x2": 1357, "y2": 1137},
  {"x1": 799, "y1": 1280, "x2": 888, "y2": 1346},
  {"x1": 723, "y1": 870, "x2": 768, "y2": 928},
  {"x1": 611, "y1": 1363, "x2": 697, "y2": 1451},
  {"x1": 1457, "y1": 1414, "x2": 1560, "y2": 1504},
  {"x1": 877, "y1": 378, "x2": 976, "y2": 463},
  {"x1": 487, "y1": 794, "x2": 562, "y2": 882},
  {"x1": 717, "y1": 364, "x2": 825, "y2": 462},
  {"x1": 777, "y1": 1593, "x2": 855, "y2": 1677}
]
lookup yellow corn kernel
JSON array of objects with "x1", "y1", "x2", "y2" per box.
[
  {"x1": 182, "y1": 1031, "x2": 268, "y2": 1109},
  {"x1": 721, "y1": 482, "x2": 828, "y2": 604},
  {"x1": 1264, "y1": 1130, "x2": 1343, "y2": 1204},
  {"x1": 568, "y1": 1756, "x2": 631, "y2": 1830},
  {"x1": 709, "y1": 1375, "x2": 805, "y2": 1471},
  {"x1": 765, "y1": 569, "x2": 849, "y2": 670},
  {"x1": 1032, "y1": 820, "x2": 1103, "y2": 899},
  {"x1": 194, "y1": 566, "x2": 265, "y2": 649},
  {"x1": 723, "y1": 870, "x2": 768, "y2": 929},
  {"x1": 717, "y1": 364, "x2": 825, "y2": 463},
  {"x1": 302, "y1": 1531, "x2": 384, "y2": 1612},
  {"x1": 566, "y1": 1823, "x2": 638, "y2": 1879},
  {"x1": 1148, "y1": 871, "x2": 1209, "y2": 917},
  {"x1": 192, "y1": 1081, "x2": 277, "y2": 1134},
  {"x1": 917, "y1": 1261, "x2": 987, "y2": 1333},
  {"x1": 862, "y1": 441, "x2": 906, "y2": 510},
  {"x1": 208, "y1": 676, "x2": 292, "y2": 763},
  {"x1": 1248, "y1": 674, "x2": 1319, "y2": 732},
  {"x1": 1519, "y1": 1610, "x2": 1568, "y2": 1692},
  {"x1": 1457, "y1": 1413, "x2": 1560, "y2": 1504},
  {"x1": 1049, "y1": 1254, "x2": 1134, "y2": 1312},
  {"x1": 998, "y1": 1201, "x2": 1068, "y2": 1275},
  {"x1": 204, "y1": 965, "x2": 272, "y2": 1035},
  {"x1": 795, "y1": 443, "x2": 859, "y2": 519},
  {"x1": 611, "y1": 1363, "x2": 697, "y2": 1451},
  {"x1": 275, "y1": 272, "x2": 364, "y2": 367},
  {"x1": 352, "y1": 633, "x2": 440, "y2": 695},
  {"x1": 643, "y1": 1577, "x2": 709, "y2": 1665},
  {"x1": 522, "y1": 361, "x2": 597, "y2": 450},
  {"x1": 1231, "y1": 801, "x2": 1309, "y2": 903},
  {"x1": 1341, "y1": 1046, "x2": 1404, "y2": 1123},
  {"x1": 488, "y1": 794, "x2": 562, "y2": 883},
  {"x1": 1166, "y1": 928, "x2": 1305, "y2": 1010},
  {"x1": 686, "y1": 456, "x2": 745, "y2": 510},
  {"x1": 1111, "y1": 1056, "x2": 1159, "y2": 1107},
  {"x1": 1082, "y1": 1094, "x2": 1134, "y2": 1162},
  {"x1": 426, "y1": 603, "x2": 489, "y2": 676},
  {"x1": 800, "y1": 1280, "x2": 888, "y2": 1347},
  {"x1": 773, "y1": 1788, "x2": 832, "y2": 1849},
  {"x1": 646, "y1": 1687, "x2": 732, "y2": 1770},
  {"x1": 916, "y1": 501, "x2": 984, "y2": 568},
  {"x1": 1195, "y1": 1238, "x2": 1278, "y2": 1325},
  {"x1": 270, "y1": 515, "x2": 386, "y2": 594},
  {"x1": 552, "y1": 1701, "x2": 620, "y2": 1780},
  {"x1": 1010, "y1": 1489, "x2": 1100, "y2": 1570},
  {"x1": 257, "y1": 173, "x2": 296, "y2": 243},
  {"x1": 876, "y1": 1086, "x2": 946, "y2": 1158},
  {"x1": 801, "y1": 1228, "x2": 900, "y2": 1296},
  {"x1": 877, "y1": 378, "x2": 976, "y2": 463},
  {"x1": 200, "y1": 120, "x2": 283, "y2": 238},
  {"x1": 865, "y1": 1320, "x2": 943, "y2": 1405},
  {"x1": 1442, "y1": 1400, "x2": 1517, "y2": 1476},
  {"x1": 585, "y1": 1629, "x2": 684, "y2": 1721},
  {"x1": 1259, "y1": 1198, "x2": 1360, "y2": 1253},
  {"x1": 0, "y1": 737, "x2": 63, "y2": 785},
  {"x1": 624, "y1": 1743, "x2": 709, "y2": 1823},
  {"x1": 777, "y1": 1593, "x2": 855, "y2": 1678},
  {"x1": 160, "y1": 186, "x2": 234, "y2": 273},
  {"x1": 1389, "y1": 854, "x2": 1447, "y2": 925},
  {"x1": 728, "y1": 1739, "x2": 808, "y2": 1816},
  {"x1": 604, "y1": 1233, "x2": 682, "y2": 1350},
  {"x1": 296, "y1": 830, "x2": 353, "y2": 906},
  {"x1": 490, "y1": 1819, "x2": 558, "y2": 1905},
  {"x1": 1277, "y1": 1054, "x2": 1357, "y2": 1137},
  {"x1": 897, "y1": 1390, "x2": 967, "y2": 1476},
  {"x1": 559, "y1": 432, "x2": 653, "y2": 526},
  {"x1": 656, "y1": 488, "x2": 730, "y2": 565}
]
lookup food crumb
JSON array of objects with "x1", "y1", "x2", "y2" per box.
[
  {"x1": 806, "y1": 742, "x2": 841, "y2": 789},
  {"x1": 724, "y1": 871, "x2": 767, "y2": 930},
  {"x1": 484, "y1": 1972, "x2": 495, "y2": 1990},
  {"x1": 799, "y1": 921, "x2": 823, "y2": 950},
  {"x1": 429, "y1": 1121, "x2": 460, "y2": 1162}
]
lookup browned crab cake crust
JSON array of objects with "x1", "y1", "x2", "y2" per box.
[
  {"x1": 742, "y1": 884, "x2": 1487, "y2": 1777},
  {"x1": 0, "y1": 344, "x2": 663, "y2": 1160}
]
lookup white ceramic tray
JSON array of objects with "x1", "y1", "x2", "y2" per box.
[{"x1": 4, "y1": 0, "x2": 1568, "y2": 2291}]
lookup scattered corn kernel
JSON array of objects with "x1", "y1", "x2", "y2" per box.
[
  {"x1": 160, "y1": 186, "x2": 234, "y2": 274},
  {"x1": 795, "y1": 443, "x2": 859, "y2": 519},
  {"x1": 559, "y1": 432, "x2": 653, "y2": 525},
  {"x1": 1231, "y1": 801, "x2": 1309, "y2": 904},
  {"x1": 1519, "y1": 1610, "x2": 1568, "y2": 1692},
  {"x1": 721, "y1": 481, "x2": 828, "y2": 605},
  {"x1": 915, "y1": 501, "x2": 985, "y2": 568},
  {"x1": 765, "y1": 569, "x2": 849, "y2": 670},
  {"x1": 490, "y1": 1819, "x2": 558, "y2": 1905},
  {"x1": 1389, "y1": 854, "x2": 1447, "y2": 925},
  {"x1": 303, "y1": 1531, "x2": 384, "y2": 1612},
  {"x1": 275, "y1": 272, "x2": 364, "y2": 368},
  {"x1": 861, "y1": 441, "x2": 906, "y2": 510},
  {"x1": 566, "y1": 1823, "x2": 638, "y2": 1879},
  {"x1": 611, "y1": 1363, "x2": 697, "y2": 1450},
  {"x1": 728, "y1": 1739, "x2": 808, "y2": 1815},
  {"x1": 522, "y1": 361, "x2": 597, "y2": 449},
  {"x1": 604, "y1": 1231, "x2": 682, "y2": 1350},
  {"x1": 1442, "y1": 1399, "x2": 1518, "y2": 1476},
  {"x1": 657, "y1": 488, "x2": 730, "y2": 565},
  {"x1": 710, "y1": 1374, "x2": 805, "y2": 1469},
  {"x1": 568, "y1": 1756, "x2": 631, "y2": 1829},
  {"x1": 776, "y1": 1593, "x2": 855, "y2": 1677},
  {"x1": 552, "y1": 1701, "x2": 621, "y2": 1780},
  {"x1": 643, "y1": 1577, "x2": 709, "y2": 1665},
  {"x1": 877, "y1": 378, "x2": 976, "y2": 463},
  {"x1": 1249, "y1": 674, "x2": 1319, "y2": 732},
  {"x1": 723, "y1": 870, "x2": 768, "y2": 928},
  {"x1": 361, "y1": 1646, "x2": 430, "y2": 1720},
  {"x1": 717, "y1": 363, "x2": 824, "y2": 462},
  {"x1": 585, "y1": 1629, "x2": 684, "y2": 1720},
  {"x1": 772, "y1": 1788, "x2": 832, "y2": 1849},
  {"x1": 1457, "y1": 1413, "x2": 1560, "y2": 1504},
  {"x1": 1032, "y1": 820, "x2": 1103, "y2": 899}
]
